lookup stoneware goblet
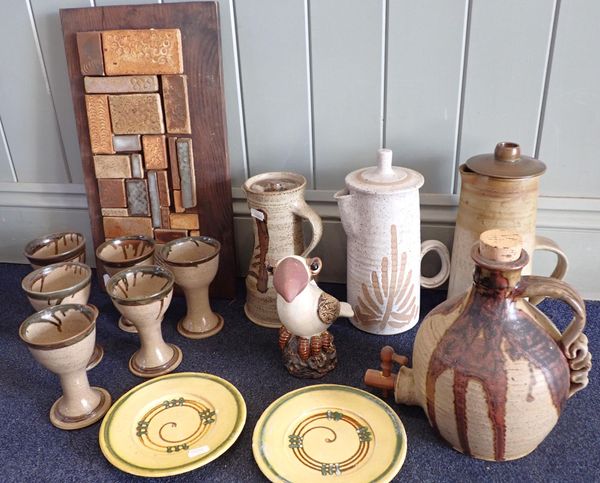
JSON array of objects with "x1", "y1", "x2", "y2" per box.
[
  {"x1": 157, "y1": 236, "x2": 223, "y2": 339},
  {"x1": 106, "y1": 265, "x2": 182, "y2": 378},
  {"x1": 21, "y1": 262, "x2": 103, "y2": 370},
  {"x1": 96, "y1": 235, "x2": 155, "y2": 333},
  {"x1": 19, "y1": 304, "x2": 112, "y2": 430},
  {"x1": 24, "y1": 232, "x2": 86, "y2": 269}
]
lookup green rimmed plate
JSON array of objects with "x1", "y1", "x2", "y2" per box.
[
  {"x1": 99, "y1": 372, "x2": 246, "y2": 477},
  {"x1": 253, "y1": 384, "x2": 407, "y2": 482}
]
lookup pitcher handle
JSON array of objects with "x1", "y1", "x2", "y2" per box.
[
  {"x1": 292, "y1": 200, "x2": 323, "y2": 257},
  {"x1": 515, "y1": 275, "x2": 591, "y2": 397},
  {"x1": 420, "y1": 240, "x2": 450, "y2": 289},
  {"x1": 529, "y1": 235, "x2": 569, "y2": 305}
]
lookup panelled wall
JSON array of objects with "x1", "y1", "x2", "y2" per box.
[{"x1": 1, "y1": 0, "x2": 599, "y2": 298}]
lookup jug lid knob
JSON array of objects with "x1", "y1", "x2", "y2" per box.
[
  {"x1": 494, "y1": 142, "x2": 521, "y2": 162},
  {"x1": 479, "y1": 229, "x2": 522, "y2": 262},
  {"x1": 376, "y1": 149, "x2": 394, "y2": 175}
]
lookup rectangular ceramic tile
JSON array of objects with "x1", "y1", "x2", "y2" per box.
[
  {"x1": 167, "y1": 137, "x2": 181, "y2": 189},
  {"x1": 102, "y1": 29, "x2": 184, "y2": 75},
  {"x1": 98, "y1": 179, "x2": 126, "y2": 208},
  {"x1": 126, "y1": 179, "x2": 150, "y2": 217},
  {"x1": 170, "y1": 213, "x2": 199, "y2": 230},
  {"x1": 108, "y1": 93, "x2": 164, "y2": 134},
  {"x1": 101, "y1": 208, "x2": 128, "y2": 217},
  {"x1": 113, "y1": 135, "x2": 141, "y2": 152},
  {"x1": 142, "y1": 135, "x2": 168, "y2": 170},
  {"x1": 147, "y1": 171, "x2": 162, "y2": 228},
  {"x1": 85, "y1": 95, "x2": 114, "y2": 154},
  {"x1": 76, "y1": 32, "x2": 104, "y2": 76},
  {"x1": 93, "y1": 155, "x2": 131, "y2": 178},
  {"x1": 156, "y1": 170, "x2": 170, "y2": 206},
  {"x1": 173, "y1": 190, "x2": 184, "y2": 213},
  {"x1": 103, "y1": 216, "x2": 153, "y2": 238},
  {"x1": 189, "y1": 230, "x2": 200, "y2": 237},
  {"x1": 130, "y1": 154, "x2": 144, "y2": 178},
  {"x1": 162, "y1": 75, "x2": 191, "y2": 134},
  {"x1": 154, "y1": 228, "x2": 188, "y2": 243},
  {"x1": 160, "y1": 207, "x2": 170, "y2": 229},
  {"x1": 84, "y1": 75, "x2": 159, "y2": 94},
  {"x1": 176, "y1": 138, "x2": 197, "y2": 208}
]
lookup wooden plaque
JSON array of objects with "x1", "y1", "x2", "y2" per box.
[{"x1": 61, "y1": 3, "x2": 235, "y2": 298}]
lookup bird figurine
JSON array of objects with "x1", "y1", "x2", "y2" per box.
[{"x1": 271, "y1": 255, "x2": 354, "y2": 378}]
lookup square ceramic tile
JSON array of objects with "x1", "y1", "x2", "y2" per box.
[{"x1": 98, "y1": 179, "x2": 127, "y2": 208}]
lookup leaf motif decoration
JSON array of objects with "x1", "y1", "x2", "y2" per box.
[{"x1": 354, "y1": 224, "x2": 416, "y2": 331}]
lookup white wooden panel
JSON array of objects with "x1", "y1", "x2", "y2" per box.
[
  {"x1": 235, "y1": 0, "x2": 313, "y2": 185},
  {"x1": 0, "y1": 0, "x2": 69, "y2": 183},
  {"x1": 30, "y1": 0, "x2": 92, "y2": 184},
  {"x1": 0, "y1": 117, "x2": 15, "y2": 181},
  {"x1": 538, "y1": 1, "x2": 600, "y2": 197},
  {"x1": 164, "y1": 0, "x2": 247, "y2": 187},
  {"x1": 459, "y1": 0, "x2": 555, "y2": 173},
  {"x1": 385, "y1": 0, "x2": 468, "y2": 194},
  {"x1": 311, "y1": 0, "x2": 384, "y2": 190}
]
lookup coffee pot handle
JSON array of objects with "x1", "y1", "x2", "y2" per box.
[
  {"x1": 529, "y1": 235, "x2": 569, "y2": 305},
  {"x1": 292, "y1": 200, "x2": 323, "y2": 257},
  {"x1": 515, "y1": 275, "x2": 591, "y2": 397},
  {"x1": 420, "y1": 240, "x2": 451, "y2": 289}
]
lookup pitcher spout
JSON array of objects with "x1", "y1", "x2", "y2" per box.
[{"x1": 334, "y1": 188, "x2": 356, "y2": 237}]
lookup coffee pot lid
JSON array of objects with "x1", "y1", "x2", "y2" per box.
[
  {"x1": 344, "y1": 149, "x2": 424, "y2": 194},
  {"x1": 465, "y1": 142, "x2": 546, "y2": 179}
]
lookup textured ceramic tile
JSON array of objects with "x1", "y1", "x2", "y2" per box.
[
  {"x1": 130, "y1": 154, "x2": 144, "y2": 178},
  {"x1": 147, "y1": 171, "x2": 162, "y2": 228},
  {"x1": 98, "y1": 179, "x2": 126, "y2": 208},
  {"x1": 93, "y1": 155, "x2": 131, "y2": 178},
  {"x1": 170, "y1": 213, "x2": 199, "y2": 230},
  {"x1": 85, "y1": 95, "x2": 114, "y2": 154},
  {"x1": 76, "y1": 32, "x2": 104, "y2": 76},
  {"x1": 142, "y1": 135, "x2": 168, "y2": 169},
  {"x1": 167, "y1": 137, "x2": 181, "y2": 189},
  {"x1": 113, "y1": 135, "x2": 141, "y2": 152},
  {"x1": 101, "y1": 208, "x2": 128, "y2": 217},
  {"x1": 108, "y1": 94, "x2": 164, "y2": 135},
  {"x1": 154, "y1": 228, "x2": 188, "y2": 243},
  {"x1": 155, "y1": 170, "x2": 170, "y2": 206},
  {"x1": 126, "y1": 179, "x2": 150, "y2": 216},
  {"x1": 189, "y1": 230, "x2": 200, "y2": 236},
  {"x1": 102, "y1": 29, "x2": 183, "y2": 75},
  {"x1": 160, "y1": 207, "x2": 170, "y2": 229},
  {"x1": 176, "y1": 138, "x2": 197, "y2": 208},
  {"x1": 173, "y1": 190, "x2": 184, "y2": 213},
  {"x1": 162, "y1": 75, "x2": 191, "y2": 134},
  {"x1": 104, "y1": 216, "x2": 153, "y2": 238},
  {"x1": 84, "y1": 75, "x2": 159, "y2": 94}
]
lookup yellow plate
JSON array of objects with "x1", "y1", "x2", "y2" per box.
[
  {"x1": 99, "y1": 372, "x2": 246, "y2": 477},
  {"x1": 253, "y1": 384, "x2": 407, "y2": 482}
]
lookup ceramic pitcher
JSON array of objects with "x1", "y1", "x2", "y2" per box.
[
  {"x1": 335, "y1": 149, "x2": 450, "y2": 335},
  {"x1": 242, "y1": 172, "x2": 323, "y2": 328},
  {"x1": 448, "y1": 142, "x2": 568, "y2": 300}
]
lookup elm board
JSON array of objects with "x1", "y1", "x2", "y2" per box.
[{"x1": 60, "y1": 2, "x2": 235, "y2": 298}]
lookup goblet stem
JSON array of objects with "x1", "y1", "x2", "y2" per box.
[
  {"x1": 58, "y1": 369, "x2": 100, "y2": 417},
  {"x1": 182, "y1": 286, "x2": 218, "y2": 333},
  {"x1": 136, "y1": 321, "x2": 174, "y2": 368}
]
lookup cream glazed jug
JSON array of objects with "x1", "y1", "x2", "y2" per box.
[{"x1": 335, "y1": 149, "x2": 450, "y2": 335}]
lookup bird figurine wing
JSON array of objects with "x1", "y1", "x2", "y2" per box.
[{"x1": 317, "y1": 292, "x2": 341, "y2": 324}]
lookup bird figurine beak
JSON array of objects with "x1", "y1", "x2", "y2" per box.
[{"x1": 273, "y1": 257, "x2": 309, "y2": 303}]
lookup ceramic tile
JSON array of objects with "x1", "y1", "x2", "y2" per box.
[
  {"x1": 113, "y1": 135, "x2": 141, "y2": 152},
  {"x1": 189, "y1": 230, "x2": 200, "y2": 236},
  {"x1": 85, "y1": 95, "x2": 114, "y2": 154},
  {"x1": 76, "y1": 32, "x2": 104, "y2": 76},
  {"x1": 103, "y1": 216, "x2": 153, "y2": 238},
  {"x1": 108, "y1": 94, "x2": 164, "y2": 135},
  {"x1": 160, "y1": 207, "x2": 171, "y2": 229},
  {"x1": 102, "y1": 29, "x2": 183, "y2": 75},
  {"x1": 147, "y1": 171, "x2": 162, "y2": 228},
  {"x1": 130, "y1": 154, "x2": 144, "y2": 178},
  {"x1": 156, "y1": 170, "x2": 170, "y2": 206},
  {"x1": 84, "y1": 75, "x2": 159, "y2": 94},
  {"x1": 169, "y1": 213, "x2": 199, "y2": 230},
  {"x1": 101, "y1": 208, "x2": 128, "y2": 217},
  {"x1": 98, "y1": 179, "x2": 126, "y2": 208},
  {"x1": 93, "y1": 155, "x2": 131, "y2": 179},
  {"x1": 176, "y1": 138, "x2": 197, "y2": 208},
  {"x1": 162, "y1": 75, "x2": 191, "y2": 134},
  {"x1": 167, "y1": 137, "x2": 181, "y2": 189},
  {"x1": 154, "y1": 228, "x2": 188, "y2": 243},
  {"x1": 126, "y1": 179, "x2": 150, "y2": 217},
  {"x1": 142, "y1": 135, "x2": 168, "y2": 170},
  {"x1": 173, "y1": 190, "x2": 184, "y2": 213}
]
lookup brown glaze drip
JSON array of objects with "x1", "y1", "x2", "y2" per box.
[{"x1": 425, "y1": 269, "x2": 570, "y2": 461}]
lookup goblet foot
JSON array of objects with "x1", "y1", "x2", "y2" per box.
[
  {"x1": 49, "y1": 387, "x2": 112, "y2": 430},
  {"x1": 128, "y1": 343, "x2": 182, "y2": 378},
  {"x1": 86, "y1": 344, "x2": 104, "y2": 370},
  {"x1": 177, "y1": 313, "x2": 224, "y2": 340},
  {"x1": 118, "y1": 316, "x2": 138, "y2": 333}
]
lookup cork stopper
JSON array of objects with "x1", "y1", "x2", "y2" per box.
[{"x1": 479, "y1": 229, "x2": 522, "y2": 262}]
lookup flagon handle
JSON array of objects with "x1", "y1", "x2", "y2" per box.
[
  {"x1": 529, "y1": 235, "x2": 569, "y2": 305},
  {"x1": 420, "y1": 240, "x2": 450, "y2": 289},
  {"x1": 293, "y1": 200, "x2": 323, "y2": 257}
]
